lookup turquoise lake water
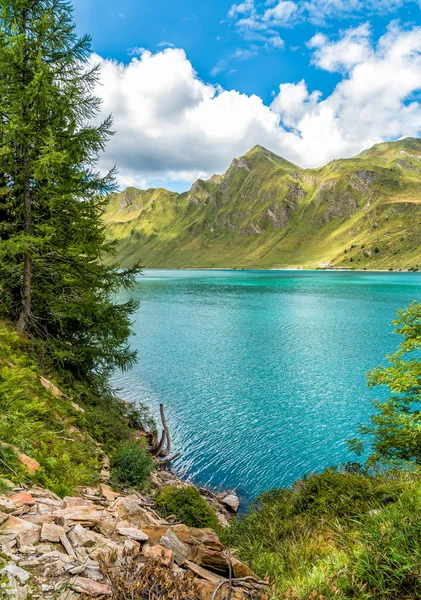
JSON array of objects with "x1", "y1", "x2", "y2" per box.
[{"x1": 113, "y1": 270, "x2": 421, "y2": 500}]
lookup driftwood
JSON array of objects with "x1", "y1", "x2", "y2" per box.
[{"x1": 150, "y1": 404, "x2": 177, "y2": 465}]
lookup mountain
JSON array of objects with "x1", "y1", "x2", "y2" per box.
[{"x1": 104, "y1": 138, "x2": 421, "y2": 270}]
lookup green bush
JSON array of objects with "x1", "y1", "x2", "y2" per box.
[
  {"x1": 155, "y1": 485, "x2": 219, "y2": 529},
  {"x1": 112, "y1": 440, "x2": 155, "y2": 487}
]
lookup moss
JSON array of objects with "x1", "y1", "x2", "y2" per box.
[{"x1": 155, "y1": 485, "x2": 219, "y2": 529}]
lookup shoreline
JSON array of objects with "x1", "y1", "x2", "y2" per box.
[{"x1": 135, "y1": 266, "x2": 420, "y2": 274}]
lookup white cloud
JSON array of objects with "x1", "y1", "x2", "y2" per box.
[
  {"x1": 228, "y1": 0, "x2": 421, "y2": 44},
  {"x1": 93, "y1": 24, "x2": 421, "y2": 188},
  {"x1": 308, "y1": 23, "x2": 372, "y2": 72},
  {"x1": 210, "y1": 47, "x2": 259, "y2": 76},
  {"x1": 228, "y1": 0, "x2": 255, "y2": 18},
  {"x1": 263, "y1": 1, "x2": 299, "y2": 24}
]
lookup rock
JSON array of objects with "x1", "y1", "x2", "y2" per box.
[
  {"x1": 135, "y1": 524, "x2": 168, "y2": 545},
  {"x1": 174, "y1": 525, "x2": 223, "y2": 548},
  {"x1": 39, "y1": 376, "x2": 67, "y2": 398},
  {"x1": 62, "y1": 496, "x2": 92, "y2": 509},
  {"x1": 0, "y1": 513, "x2": 40, "y2": 542},
  {"x1": 9, "y1": 491, "x2": 34, "y2": 506},
  {"x1": 16, "y1": 451, "x2": 40, "y2": 475},
  {"x1": 231, "y1": 557, "x2": 256, "y2": 579},
  {"x1": 143, "y1": 544, "x2": 174, "y2": 567},
  {"x1": 60, "y1": 532, "x2": 76, "y2": 557},
  {"x1": 199, "y1": 549, "x2": 229, "y2": 574},
  {"x1": 29, "y1": 488, "x2": 61, "y2": 501},
  {"x1": 54, "y1": 505, "x2": 103, "y2": 526},
  {"x1": 36, "y1": 543, "x2": 53, "y2": 554},
  {"x1": 41, "y1": 523, "x2": 65, "y2": 543},
  {"x1": 184, "y1": 560, "x2": 225, "y2": 585},
  {"x1": 71, "y1": 401, "x2": 85, "y2": 413},
  {"x1": 16, "y1": 528, "x2": 41, "y2": 548},
  {"x1": 109, "y1": 496, "x2": 143, "y2": 517},
  {"x1": 160, "y1": 528, "x2": 189, "y2": 565},
  {"x1": 0, "y1": 498, "x2": 17, "y2": 513},
  {"x1": 18, "y1": 559, "x2": 40, "y2": 568},
  {"x1": 18, "y1": 545, "x2": 37, "y2": 554},
  {"x1": 68, "y1": 523, "x2": 99, "y2": 548},
  {"x1": 0, "y1": 565, "x2": 31, "y2": 600},
  {"x1": 40, "y1": 522, "x2": 65, "y2": 543},
  {"x1": 100, "y1": 484, "x2": 120, "y2": 503},
  {"x1": 195, "y1": 579, "x2": 218, "y2": 600},
  {"x1": 71, "y1": 577, "x2": 112, "y2": 596},
  {"x1": 220, "y1": 493, "x2": 240, "y2": 513},
  {"x1": 123, "y1": 538, "x2": 140, "y2": 557},
  {"x1": 116, "y1": 526, "x2": 148, "y2": 541},
  {"x1": 1, "y1": 565, "x2": 31, "y2": 584}
]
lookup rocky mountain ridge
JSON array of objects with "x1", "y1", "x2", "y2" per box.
[{"x1": 104, "y1": 138, "x2": 421, "y2": 270}]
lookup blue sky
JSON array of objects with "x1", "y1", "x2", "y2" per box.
[{"x1": 71, "y1": 0, "x2": 421, "y2": 191}]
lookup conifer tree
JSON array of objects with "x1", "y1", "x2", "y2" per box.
[{"x1": 0, "y1": 0, "x2": 140, "y2": 378}]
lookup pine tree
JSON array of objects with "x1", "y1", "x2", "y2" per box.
[{"x1": 0, "y1": 0, "x2": 141, "y2": 379}]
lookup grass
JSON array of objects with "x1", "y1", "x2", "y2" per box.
[
  {"x1": 104, "y1": 138, "x2": 421, "y2": 271},
  {"x1": 0, "y1": 321, "x2": 150, "y2": 496},
  {"x1": 111, "y1": 439, "x2": 155, "y2": 488},
  {"x1": 222, "y1": 465, "x2": 421, "y2": 599}
]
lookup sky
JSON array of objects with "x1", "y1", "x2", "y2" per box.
[{"x1": 72, "y1": 0, "x2": 421, "y2": 192}]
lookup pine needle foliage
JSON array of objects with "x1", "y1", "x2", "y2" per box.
[{"x1": 0, "y1": 0, "x2": 141, "y2": 379}]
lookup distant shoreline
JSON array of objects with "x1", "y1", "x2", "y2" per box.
[{"x1": 136, "y1": 267, "x2": 419, "y2": 273}]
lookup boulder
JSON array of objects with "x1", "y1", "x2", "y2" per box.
[
  {"x1": 116, "y1": 526, "x2": 148, "y2": 542},
  {"x1": 16, "y1": 528, "x2": 41, "y2": 548},
  {"x1": 68, "y1": 524, "x2": 99, "y2": 548},
  {"x1": 0, "y1": 513, "x2": 40, "y2": 543},
  {"x1": 143, "y1": 544, "x2": 174, "y2": 567},
  {"x1": 54, "y1": 505, "x2": 103, "y2": 527},
  {"x1": 40, "y1": 522, "x2": 65, "y2": 543},
  {"x1": 220, "y1": 493, "x2": 240, "y2": 513},
  {"x1": 71, "y1": 577, "x2": 112, "y2": 596},
  {"x1": 231, "y1": 557, "x2": 256, "y2": 579},
  {"x1": 9, "y1": 492, "x2": 34, "y2": 507},
  {"x1": 62, "y1": 497, "x2": 92, "y2": 509},
  {"x1": 100, "y1": 484, "x2": 120, "y2": 503},
  {"x1": 16, "y1": 452, "x2": 40, "y2": 475},
  {"x1": 160, "y1": 528, "x2": 189, "y2": 565},
  {"x1": 133, "y1": 524, "x2": 168, "y2": 545}
]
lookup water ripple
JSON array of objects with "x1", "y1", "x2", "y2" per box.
[{"x1": 112, "y1": 270, "x2": 421, "y2": 500}]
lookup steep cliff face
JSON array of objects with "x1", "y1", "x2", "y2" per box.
[{"x1": 104, "y1": 138, "x2": 421, "y2": 270}]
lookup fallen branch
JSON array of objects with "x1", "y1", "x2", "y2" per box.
[
  {"x1": 157, "y1": 452, "x2": 180, "y2": 467},
  {"x1": 211, "y1": 576, "x2": 270, "y2": 600}
]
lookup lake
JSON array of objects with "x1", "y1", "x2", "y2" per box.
[{"x1": 113, "y1": 269, "x2": 421, "y2": 500}]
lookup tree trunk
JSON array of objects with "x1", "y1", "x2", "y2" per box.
[
  {"x1": 17, "y1": 157, "x2": 32, "y2": 333},
  {"x1": 17, "y1": 10, "x2": 32, "y2": 334}
]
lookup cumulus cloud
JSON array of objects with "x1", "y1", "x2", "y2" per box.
[
  {"x1": 93, "y1": 23, "x2": 421, "y2": 188},
  {"x1": 308, "y1": 23, "x2": 372, "y2": 72}
]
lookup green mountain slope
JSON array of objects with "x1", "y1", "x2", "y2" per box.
[{"x1": 104, "y1": 138, "x2": 421, "y2": 270}]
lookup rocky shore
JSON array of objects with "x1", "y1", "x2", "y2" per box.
[{"x1": 0, "y1": 458, "x2": 268, "y2": 600}]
